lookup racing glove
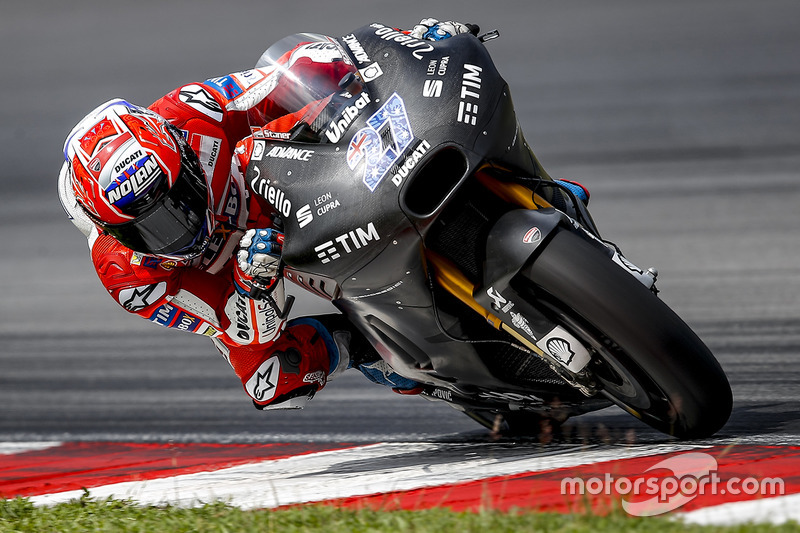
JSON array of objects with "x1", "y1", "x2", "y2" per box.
[
  {"x1": 233, "y1": 228, "x2": 283, "y2": 299},
  {"x1": 409, "y1": 18, "x2": 474, "y2": 41}
]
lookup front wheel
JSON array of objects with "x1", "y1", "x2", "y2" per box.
[{"x1": 517, "y1": 228, "x2": 732, "y2": 439}]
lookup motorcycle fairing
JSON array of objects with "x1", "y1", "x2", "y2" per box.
[{"x1": 245, "y1": 23, "x2": 590, "y2": 408}]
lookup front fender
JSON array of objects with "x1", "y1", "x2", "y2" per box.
[
  {"x1": 474, "y1": 207, "x2": 593, "y2": 374},
  {"x1": 482, "y1": 207, "x2": 566, "y2": 293}
]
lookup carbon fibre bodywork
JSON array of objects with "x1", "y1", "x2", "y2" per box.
[{"x1": 246, "y1": 24, "x2": 604, "y2": 416}]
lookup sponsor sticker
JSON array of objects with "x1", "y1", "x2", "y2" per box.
[
  {"x1": 303, "y1": 371, "x2": 326, "y2": 387},
  {"x1": 204, "y1": 75, "x2": 243, "y2": 99},
  {"x1": 105, "y1": 155, "x2": 163, "y2": 206},
  {"x1": 370, "y1": 23, "x2": 434, "y2": 60},
  {"x1": 314, "y1": 222, "x2": 380, "y2": 264},
  {"x1": 523, "y1": 227, "x2": 542, "y2": 244},
  {"x1": 178, "y1": 85, "x2": 223, "y2": 122},
  {"x1": 325, "y1": 92, "x2": 371, "y2": 143},
  {"x1": 246, "y1": 356, "x2": 280, "y2": 403},
  {"x1": 535, "y1": 327, "x2": 592, "y2": 373},
  {"x1": 359, "y1": 62, "x2": 383, "y2": 82},
  {"x1": 478, "y1": 391, "x2": 545, "y2": 403},
  {"x1": 296, "y1": 204, "x2": 313, "y2": 228},
  {"x1": 342, "y1": 34, "x2": 370, "y2": 64},
  {"x1": 457, "y1": 64, "x2": 483, "y2": 126},
  {"x1": 346, "y1": 92, "x2": 413, "y2": 191},
  {"x1": 249, "y1": 167, "x2": 292, "y2": 218},
  {"x1": 118, "y1": 282, "x2": 167, "y2": 312},
  {"x1": 253, "y1": 129, "x2": 292, "y2": 140},
  {"x1": 390, "y1": 139, "x2": 430, "y2": 187},
  {"x1": 264, "y1": 145, "x2": 314, "y2": 161},
  {"x1": 149, "y1": 303, "x2": 178, "y2": 327},
  {"x1": 251, "y1": 140, "x2": 266, "y2": 160}
]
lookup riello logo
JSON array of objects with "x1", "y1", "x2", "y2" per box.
[{"x1": 314, "y1": 222, "x2": 379, "y2": 264}]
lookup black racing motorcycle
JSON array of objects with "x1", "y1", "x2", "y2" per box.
[{"x1": 245, "y1": 23, "x2": 732, "y2": 439}]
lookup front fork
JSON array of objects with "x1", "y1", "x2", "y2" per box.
[{"x1": 425, "y1": 169, "x2": 656, "y2": 396}]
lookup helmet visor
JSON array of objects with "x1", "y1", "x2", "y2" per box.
[{"x1": 102, "y1": 158, "x2": 209, "y2": 257}]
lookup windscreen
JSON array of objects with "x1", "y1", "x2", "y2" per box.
[{"x1": 248, "y1": 33, "x2": 365, "y2": 143}]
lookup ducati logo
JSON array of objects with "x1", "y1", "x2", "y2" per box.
[{"x1": 523, "y1": 227, "x2": 542, "y2": 244}]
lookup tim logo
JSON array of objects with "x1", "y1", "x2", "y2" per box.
[
  {"x1": 457, "y1": 64, "x2": 482, "y2": 126},
  {"x1": 314, "y1": 222, "x2": 380, "y2": 264}
]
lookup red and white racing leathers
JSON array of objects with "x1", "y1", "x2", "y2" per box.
[{"x1": 59, "y1": 43, "x2": 355, "y2": 409}]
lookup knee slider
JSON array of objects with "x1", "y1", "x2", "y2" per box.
[{"x1": 241, "y1": 323, "x2": 332, "y2": 410}]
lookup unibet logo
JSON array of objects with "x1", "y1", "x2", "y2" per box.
[{"x1": 325, "y1": 92, "x2": 371, "y2": 143}]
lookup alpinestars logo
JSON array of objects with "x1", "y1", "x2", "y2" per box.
[
  {"x1": 246, "y1": 356, "x2": 280, "y2": 403},
  {"x1": 118, "y1": 282, "x2": 167, "y2": 312},
  {"x1": 178, "y1": 85, "x2": 223, "y2": 122}
]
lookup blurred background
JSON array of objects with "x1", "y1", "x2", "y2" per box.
[{"x1": 1, "y1": 0, "x2": 798, "y2": 442}]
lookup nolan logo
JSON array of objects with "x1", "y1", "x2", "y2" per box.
[{"x1": 106, "y1": 156, "x2": 162, "y2": 205}]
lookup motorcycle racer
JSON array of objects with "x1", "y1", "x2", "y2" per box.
[{"x1": 58, "y1": 19, "x2": 587, "y2": 411}]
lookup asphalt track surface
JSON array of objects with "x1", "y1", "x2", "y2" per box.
[{"x1": 2, "y1": 1, "x2": 800, "y2": 452}]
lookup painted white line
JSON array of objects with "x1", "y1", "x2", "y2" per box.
[
  {"x1": 0, "y1": 442, "x2": 62, "y2": 455},
  {"x1": 29, "y1": 442, "x2": 704, "y2": 510},
  {"x1": 680, "y1": 492, "x2": 800, "y2": 526}
]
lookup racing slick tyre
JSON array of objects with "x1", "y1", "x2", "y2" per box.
[{"x1": 517, "y1": 228, "x2": 733, "y2": 439}]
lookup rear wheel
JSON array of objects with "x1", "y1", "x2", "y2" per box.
[{"x1": 518, "y1": 228, "x2": 732, "y2": 439}]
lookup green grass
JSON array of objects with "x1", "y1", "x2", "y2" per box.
[{"x1": 1, "y1": 495, "x2": 798, "y2": 533}]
